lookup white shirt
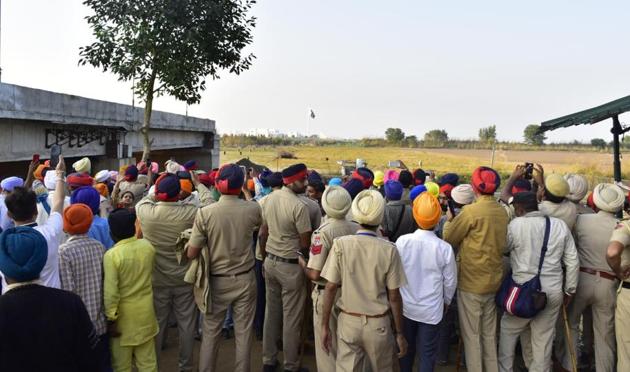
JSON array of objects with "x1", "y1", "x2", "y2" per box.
[
  {"x1": 0, "y1": 194, "x2": 11, "y2": 231},
  {"x1": 1, "y1": 212, "x2": 64, "y2": 294},
  {"x1": 505, "y1": 211, "x2": 579, "y2": 295},
  {"x1": 35, "y1": 192, "x2": 70, "y2": 227},
  {"x1": 395, "y1": 229, "x2": 457, "y2": 325}
]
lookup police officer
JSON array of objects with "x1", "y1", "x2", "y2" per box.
[
  {"x1": 259, "y1": 163, "x2": 313, "y2": 372},
  {"x1": 320, "y1": 189, "x2": 408, "y2": 371},
  {"x1": 187, "y1": 164, "x2": 262, "y2": 372},
  {"x1": 300, "y1": 186, "x2": 358, "y2": 372},
  {"x1": 562, "y1": 183, "x2": 624, "y2": 372},
  {"x1": 606, "y1": 211, "x2": 630, "y2": 370}
]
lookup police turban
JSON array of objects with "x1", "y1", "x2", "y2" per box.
[{"x1": 216, "y1": 164, "x2": 244, "y2": 196}]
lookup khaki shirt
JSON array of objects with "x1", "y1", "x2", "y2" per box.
[
  {"x1": 299, "y1": 195, "x2": 322, "y2": 231},
  {"x1": 136, "y1": 185, "x2": 214, "y2": 287},
  {"x1": 539, "y1": 199, "x2": 578, "y2": 230},
  {"x1": 189, "y1": 195, "x2": 261, "y2": 275},
  {"x1": 574, "y1": 211, "x2": 618, "y2": 273},
  {"x1": 119, "y1": 180, "x2": 149, "y2": 207},
  {"x1": 610, "y1": 220, "x2": 630, "y2": 283},
  {"x1": 263, "y1": 187, "x2": 312, "y2": 259},
  {"x1": 306, "y1": 218, "x2": 359, "y2": 286},
  {"x1": 321, "y1": 230, "x2": 407, "y2": 316},
  {"x1": 444, "y1": 195, "x2": 509, "y2": 295}
]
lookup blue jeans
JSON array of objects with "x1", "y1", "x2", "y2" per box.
[{"x1": 399, "y1": 315, "x2": 440, "y2": 372}]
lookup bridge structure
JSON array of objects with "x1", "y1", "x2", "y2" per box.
[{"x1": 0, "y1": 83, "x2": 219, "y2": 178}]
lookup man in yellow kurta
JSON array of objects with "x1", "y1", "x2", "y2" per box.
[{"x1": 104, "y1": 208, "x2": 158, "y2": 372}]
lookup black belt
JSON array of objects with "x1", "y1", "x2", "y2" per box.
[
  {"x1": 266, "y1": 252, "x2": 299, "y2": 265},
  {"x1": 210, "y1": 266, "x2": 254, "y2": 278},
  {"x1": 623, "y1": 281, "x2": 630, "y2": 290}
]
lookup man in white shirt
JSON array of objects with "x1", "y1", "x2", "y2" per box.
[
  {"x1": 498, "y1": 192, "x2": 579, "y2": 372},
  {"x1": 396, "y1": 192, "x2": 457, "y2": 372},
  {"x1": 1, "y1": 157, "x2": 67, "y2": 293}
]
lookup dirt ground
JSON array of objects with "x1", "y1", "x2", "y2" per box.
[{"x1": 159, "y1": 329, "x2": 459, "y2": 371}]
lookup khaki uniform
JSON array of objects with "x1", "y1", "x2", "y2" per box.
[
  {"x1": 135, "y1": 185, "x2": 214, "y2": 372},
  {"x1": 299, "y1": 194, "x2": 323, "y2": 230},
  {"x1": 188, "y1": 195, "x2": 262, "y2": 372},
  {"x1": 559, "y1": 211, "x2": 618, "y2": 372},
  {"x1": 321, "y1": 231, "x2": 407, "y2": 372},
  {"x1": 609, "y1": 220, "x2": 630, "y2": 371},
  {"x1": 307, "y1": 218, "x2": 359, "y2": 372},
  {"x1": 262, "y1": 187, "x2": 312, "y2": 371}
]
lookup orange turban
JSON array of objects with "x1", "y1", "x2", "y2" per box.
[
  {"x1": 94, "y1": 183, "x2": 109, "y2": 198},
  {"x1": 412, "y1": 192, "x2": 442, "y2": 230},
  {"x1": 33, "y1": 164, "x2": 47, "y2": 181},
  {"x1": 247, "y1": 178, "x2": 255, "y2": 192},
  {"x1": 63, "y1": 204, "x2": 93, "y2": 235},
  {"x1": 180, "y1": 179, "x2": 193, "y2": 194}
]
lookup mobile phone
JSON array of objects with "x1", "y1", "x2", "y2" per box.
[
  {"x1": 524, "y1": 163, "x2": 534, "y2": 180},
  {"x1": 50, "y1": 145, "x2": 62, "y2": 168},
  {"x1": 32, "y1": 154, "x2": 40, "y2": 163},
  {"x1": 388, "y1": 160, "x2": 401, "y2": 168}
]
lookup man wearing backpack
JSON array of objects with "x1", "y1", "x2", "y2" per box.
[{"x1": 497, "y1": 192, "x2": 579, "y2": 372}]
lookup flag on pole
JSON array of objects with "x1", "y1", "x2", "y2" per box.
[{"x1": 309, "y1": 108, "x2": 316, "y2": 119}]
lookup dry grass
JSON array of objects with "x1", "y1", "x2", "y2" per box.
[{"x1": 220, "y1": 146, "x2": 628, "y2": 183}]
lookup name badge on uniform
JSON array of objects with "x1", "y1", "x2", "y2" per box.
[{"x1": 311, "y1": 235, "x2": 323, "y2": 255}]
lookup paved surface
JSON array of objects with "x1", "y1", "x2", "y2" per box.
[{"x1": 158, "y1": 329, "x2": 460, "y2": 371}]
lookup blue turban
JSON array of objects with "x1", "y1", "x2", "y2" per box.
[
  {"x1": 384, "y1": 180, "x2": 404, "y2": 201},
  {"x1": 258, "y1": 169, "x2": 273, "y2": 188},
  {"x1": 216, "y1": 164, "x2": 245, "y2": 195},
  {"x1": 308, "y1": 170, "x2": 323, "y2": 185},
  {"x1": 342, "y1": 178, "x2": 365, "y2": 200},
  {"x1": 410, "y1": 185, "x2": 428, "y2": 203},
  {"x1": 328, "y1": 177, "x2": 343, "y2": 187},
  {"x1": 1, "y1": 177, "x2": 24, "y2": 192},
  {"x1": 71, "y1": 186, "x2": 100, "y2": 215},
  {"x1": 439, "y1": 173, "x2": 459, "y2": 187},
  {"x1": 267, "y1": 172, "x2": 284, "y2": 188},
  {"x1": 0, "y1": 226, "x2": 48, "y2": 282}
]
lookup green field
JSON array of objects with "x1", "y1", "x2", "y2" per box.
[{"x1": 220, "y1": 146, "x2": 626, "y2": 184}]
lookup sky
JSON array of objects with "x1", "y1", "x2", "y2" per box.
[{"x1": 3, "y1": 0, "x2": 630, "y2": 142}]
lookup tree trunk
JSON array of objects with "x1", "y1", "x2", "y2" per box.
[{"x1": 141, "y1": 71, "x2": 156, "y2": 162}]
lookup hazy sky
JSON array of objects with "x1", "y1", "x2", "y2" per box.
[{"x1": 3, "y1": 0, "x2": 630, "y2": 142}]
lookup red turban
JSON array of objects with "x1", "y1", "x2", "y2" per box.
[{"x1": 471, "y1": 167, "x2": 500, "y2": 195}]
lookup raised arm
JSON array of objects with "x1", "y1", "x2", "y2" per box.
[{"x1": 52, "y1": 156, "x2": 67, "y2": 215}]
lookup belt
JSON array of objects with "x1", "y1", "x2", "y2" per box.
[
  {"x1": 266, "y1": 252, "x2": 299, "y2": 265},
  {"x1": 210, "y1": 266, "x2": 254, "y2": 278},
  {"x1": 341, "y1": 309, "x2": 389, "y2": 318},
  {"x1": 579, "y1": 267, "x2": 617, "y2": 281},
  {"x1": 623, "y1": 282, "x2": 630, "y2": 290}
]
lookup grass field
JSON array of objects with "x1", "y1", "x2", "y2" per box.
[{"x1": 220, "y1": 146, "x2": 629, "y2": 184}]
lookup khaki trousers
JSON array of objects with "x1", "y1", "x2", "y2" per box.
[
  {"x1": 262, "y1": 259, "x2": 307, "y2": 371},
  {"x1": 313, "y1": 286, "x2": 340, "y2": 372},
  {"x1": 561, "y1": 272, "x2": 616, "y2": 372},
  {"x1": 617, "y1": 286, "x2": 630, "y2": 371},
  {"x1": 110, "y1": 337, "x2": 157, "y2": 372},
  {"x1": 498, "y1": 291, "x2": 562, "y2": 372},
  {"x1": 457, "y1": 290, "x2": 498, "y2": 372},
  {"x1": 336, "y1": 312, "x2": 394, "y2": 372},
  {"x1": 153, "y1": 285, "x2": 196, "y2": 372}
]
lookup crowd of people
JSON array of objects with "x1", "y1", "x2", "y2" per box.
[{"x1": 0, "y1": 153, "x2": 630, "y2": 372}]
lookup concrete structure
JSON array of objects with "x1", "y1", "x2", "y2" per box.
[{"x1": 0, "y1": 83, "x2": 219, "y2": 178}]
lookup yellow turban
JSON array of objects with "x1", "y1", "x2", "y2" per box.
[
  {"x1": 545, "y1": 174, "x2": 569, "y2": 198},
  {"x1": 425, "y1": 182, "x2": 439, "y2": 197},
  {"x1": 373, "y1": 171, "x2": 385, "y2": 187},
  {"x1": 351, "y1": 190, "x2": 385, "y2": 226},
  {"x1": 72, "y1": 157, "x2": 91, "y2": 174},
  {"x1": 412, "y1": 192, "x2": 442, "y2": 230}
]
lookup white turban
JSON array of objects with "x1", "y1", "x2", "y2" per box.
[
  {"x1": 351, "y1": 190, "x2": 385, "y2": 226},
  {"x1": 564, "y1": 174, "x2": 588, "y2": 202},
  {"x1": 451, "y1": 184, "x2": 475, "y2": 205},
  {"x1": 44, "y1": 171, "x2": 57, "y2": 190},
  {"x1": 322, "y1": 186, "x2": 352, "y2": 219},
  {"x1": 165, "y1": 160, "x2": 182, "y2": 174},
  {"x1": 72, "y1": 157, "x2": 91, "y2": 174},
  {"x1": 94, "y1": 170, "x2": 110, "y2": 183},
  {"x1": 593, "y1": 183, "x2": 625, "y2": 213}
]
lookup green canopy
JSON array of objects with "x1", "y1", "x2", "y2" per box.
[{"x1": 539, "y1": 94, "x2": 630, "y2": 133}]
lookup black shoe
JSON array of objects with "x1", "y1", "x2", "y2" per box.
[{"x1": 262, "y1": 364, "x2": 277, "y2": 372}]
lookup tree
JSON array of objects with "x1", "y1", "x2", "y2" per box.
[
  {"x1": 80, "y1": 0, "x2": 256, "y2": 161},
  {"x1": 591, "y1": 138, "x2": 607, "y2": 149},
  {"x1": 403, "y1": 135, "x2": 418, "y2": 148},
  {"x1": 424, "y1": 129, "x2": 449, "y2": 144},
  {"x1": 385, "y1": 128, "x2": 405, "y2": 144},
  {"x1": 523, "y1": 124, "x2": 546, "y2": 145},
  {"x1": 478, "y1": 125, "x2": 497, "y2": 142}
]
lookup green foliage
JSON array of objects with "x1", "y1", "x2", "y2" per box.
[
  {"x1": 478, "y1": 125, "x2": 497, "y2": 142},
  {"x1": 523, "y1": 124, "x2": 546, "y2": 145},
  {"x1": 591, "y1": 138, "x2": 607, "y2": 149},
  {"x1": 385, "y1": 128, "x2": 405, "y2": 144},
  {"x1": 424, "y1": 129, "x2": 449, "y2": 145},
  {"x1": 403, "y1": 135, "x2": 419, "y2": 148}
]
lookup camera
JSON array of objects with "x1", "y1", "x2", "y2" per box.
[{"x1": 524, "y1": 163, "x2": 534, "y2": 180}]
